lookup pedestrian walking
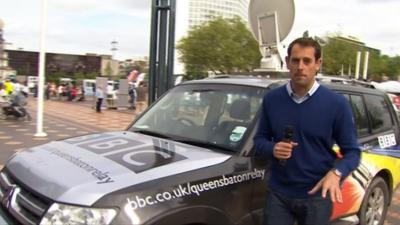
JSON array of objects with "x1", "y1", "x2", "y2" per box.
[
  {"x1": 0, "y1": 82, "x2": 8, "y2": 103},
  {"x1": 45, "y1": 82, "x2": 51, "y2": 100},
  {"x1": 253, "y1": 37, "x2": 360, "y2": 225},
  {"x1": 95, "y1": 86, "x2": 105, "y2": 113},
  {"x1": 128, "y1": 84, "x2": 136, "y2": 110},
  {"x1": 77, "y1": 85, "x2": 85, "y2": 101},
  {"x1": 71, "y1": 86, "x2": 78, "y2": 101},
  {"x1": 4, "y1": 79, "x2": 13, "y2": 95},
  {"x1": 20, "y1": 82, "x2": 29, "y2": 97},
  {"x1": 11, "y1": 79, "x2": 21, "y2": 94}
]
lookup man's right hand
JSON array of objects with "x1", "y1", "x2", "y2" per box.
[{"x1": 273, "y1": 141, "x2": 298, "y2": 159}]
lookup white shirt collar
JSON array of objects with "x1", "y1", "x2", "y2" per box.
[{"x1": 286, "y1": 80, "x2": 320, "y2": 98}]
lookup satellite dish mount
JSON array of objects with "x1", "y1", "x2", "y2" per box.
[
  {"x1": 257, "y1": 11, "x2": 284, "y2": 71},
  {"x1": 249, "y1": 0, "x2": 295, "y2": 72}
]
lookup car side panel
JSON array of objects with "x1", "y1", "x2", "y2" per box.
[
  {"x1": 94, "y1": 156, "x2": 267, "y2": 225},
  {"x1": 332, "y1": 151, "x2": 400, "y2": 219}
]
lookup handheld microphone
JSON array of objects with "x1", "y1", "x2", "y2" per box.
[{"x1": 279, "y1": 125, "x2": 294, "y2": 166}]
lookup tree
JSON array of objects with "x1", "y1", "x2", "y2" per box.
[
  {"x1": 386, "y1": 56, "x2": 400, "y2": 79},
  {"x1": 322, "y1": 38, "x2": 361, "y2": 75},
  {"x1": 321, "y1": 35, "x2": 400, "y2": 80},
  {"x1": 105, "y1": 62, "x2": 113, "y2": 79},
  {"x1": 46, "y1": 71, "x2": 68, "y2": 84},
  {"x1": 176, "y1": 17, "x2": 261, "y2": 79}
]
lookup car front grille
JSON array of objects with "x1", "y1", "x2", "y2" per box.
[{"x1": 0, "y1": 170, "x2": 51, "y2": 225}]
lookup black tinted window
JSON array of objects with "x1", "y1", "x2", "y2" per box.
[
  {"x1": 347, "y1": 95, "x2": 369, "y2": 137},
  {"x1": 364, "y1": 94, "x2": 392, "y2": 133}
]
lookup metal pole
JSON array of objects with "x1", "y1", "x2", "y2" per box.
[
  {"x1": 355, "y1": 51, "x2": 361, "y2": 80},
  {"x1": 166, "y1": 0, "x2": 176, "y2": 89},
  {"x1": 148, "y1": 0, "x2": 176, "y2": 104},
  {"x1": 34, "y1": 0, "x2": 48, "y2": 137},
  {"x1": 157, "y1": 0, "x2": 169, "y2": 96},
  {"x1": 362, "y1": 51, "x2": 369, "y2": 81},
  {"x1": 148, "y1": 0, "x2": 159, "y2": 105},
  {"x1": 0, "y1": 23, "x2": 4, "y2": 80}
]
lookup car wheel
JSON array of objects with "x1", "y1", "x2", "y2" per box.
[{"x1": 358, "y1": 177, "x2": 389, "y2": 225}]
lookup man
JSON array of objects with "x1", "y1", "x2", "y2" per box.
[
  {"x1": 128, "y1": 84, "x2": 137, "y2": 110},
  {"x1": 0, "y1": 82, "x2": 8, "y2": 103},
  {"x1": 11, "y1": 79, "x2": 21, "y2": 94},
  {"x1": 4, "y1": 79, "x2": 13, "y2": 95},
  {"x1": 95, "y1": 86, "x2": 105, "y2": 113},
  {"x1": 254, "y1": 37, "x2": 360, "y2": 225}
]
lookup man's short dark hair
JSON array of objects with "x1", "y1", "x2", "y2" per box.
[{"x1": 287, "y1": 37, "x2": 321, "y2": 60}]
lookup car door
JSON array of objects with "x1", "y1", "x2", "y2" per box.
[
  {"x1": 343, "y1": 92, "x2": 400, "y2": 153},
  {"x1": 332, "y1": 91, "x2": 400, "y2": 220}
]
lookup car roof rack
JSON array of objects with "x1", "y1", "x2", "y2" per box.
[
  {"x1": 315, "y1": 74, "x2": 376, "y2": 89},
  {"x1": 204, "y1": 73, "x2": 378, "y2": 90}
]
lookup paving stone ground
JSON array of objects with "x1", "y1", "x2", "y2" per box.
[{"x1": 0, "y1": 97, "x2": 146, "y2": 163}]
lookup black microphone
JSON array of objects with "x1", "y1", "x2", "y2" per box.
[{"x1": 279, "y1": 125, "x2": 294, "y2": 166}]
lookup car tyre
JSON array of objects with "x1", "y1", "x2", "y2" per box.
[{"x1": 358, "y1": 177, "x2": 389, "y2": 225}]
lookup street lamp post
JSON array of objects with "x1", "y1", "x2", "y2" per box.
[
  {"x1": 0, "y1": 19, "x2": 4, "y2": 80},
  {"x1": 34, "y1": 0, "x2": 48, "y2": 137},
  {"x1": 111, "y1": 40, "x2": 118, "y2": 59}
]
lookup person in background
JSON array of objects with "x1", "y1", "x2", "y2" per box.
[
  {"x1": 77, "y1": 85, "x2": 85, "y2": 101},
  {"x1": 57, "y1": 84, "x2": 64, "y2": 100},
  {"x1": 95, "y1": 85, "x2": 105, "y2": 113},
  {"x1": 71, "y1": 85, "x2": 78, "y2": 101},
  {"x1": 253, "y1": 37, "x2": 360, "y2": 225},
  {"x1": 4, "y1": 79, "x2": 13, "y2": 95},
  {"x1": 45, "y1": 82, "x2": 51, "y2": 100},
  {"x1": 11, "y1": 79, "x2": 21, "y2": 94},
  {"x1": 128, "y1": 84, "x2": 136, "y2": 110},
  {"x1": 66, "y1": 83, "x2": 72, "y2": 101},
  {"x1": 50, "y1": 82, "x2": 57, "y2": 98},
  {"x1": 0, "y1": 82, "x2": 8, "y2": 103},
  {"x1": 33, "y1": 83, "x2": 38, "y2": 98},
  {"x1": 20, "y1": 81, "x2": 29, "y2": 97}
]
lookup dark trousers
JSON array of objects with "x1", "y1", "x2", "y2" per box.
[
  {"x1": 96, "y1": 98, "x2": 103, "y2": 112},
  {"x1": 264, "y1": 191, "x2": 332, "y2": 225}
]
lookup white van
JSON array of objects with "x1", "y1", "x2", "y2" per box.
[{"x1": 82, "y1": 79, "x2": 96, "y2": 96}]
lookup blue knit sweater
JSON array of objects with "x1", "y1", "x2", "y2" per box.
[{"x1": 254, "y1": 84, "x2": 360, "y2": 198}]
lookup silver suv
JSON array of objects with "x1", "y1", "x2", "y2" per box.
[{"x1": 0, "y1": 76, "x2": 399, "y2": 225}]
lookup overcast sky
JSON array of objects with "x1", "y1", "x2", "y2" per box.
[{"x1": 1, "y1": 0, "x2": 399, "y2": 60}]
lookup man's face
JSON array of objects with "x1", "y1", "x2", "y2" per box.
[{"x1": 286, "y1": 44, "x2": 321, "y2": 88}]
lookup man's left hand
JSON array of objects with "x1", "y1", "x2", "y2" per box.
[{"x1": 308, "y1": 170, "x2": 343, "y2": 203}]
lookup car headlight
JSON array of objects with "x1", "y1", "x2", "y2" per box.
[{"x1": 40, "y1": 203, "x2": 117, "y2": 225}]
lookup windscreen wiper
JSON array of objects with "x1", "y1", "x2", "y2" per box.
[
  {"x1": 175, "y1": 139, "x2": 234, "y2": 153},
  {"x1": 133, "y1": 129, "x2": 172, "y2": 139}
]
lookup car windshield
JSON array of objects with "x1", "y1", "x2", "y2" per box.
[{"x1": 130, "y1": 83, "x2": 265, "y2": 152}]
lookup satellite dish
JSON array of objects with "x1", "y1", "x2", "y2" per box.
[{"x1": 248, "y1": 0, "x2": 295, "y2": 71}]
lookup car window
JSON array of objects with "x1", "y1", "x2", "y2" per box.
[
  {"x1": 345, "y1": 94, "x2": 369, "y2": 137},
  {"x1": 364, "y1": 94, "x2": 393, "y2": 134},
  {"x1": 131, "y1": 84, "x2": 265, "y2": 152},
  {"x1": 178, "y1": 91, "x2": 210, "y2": 126}
]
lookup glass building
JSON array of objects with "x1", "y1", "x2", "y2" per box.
[
  {"x1": 175, "y1": 0, "x2": 250, "y2": 74},
  {"x1": 187, "y1": 0, "x2": 249, "y2": 28}
]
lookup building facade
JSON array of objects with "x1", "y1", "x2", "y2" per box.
[
  {"x1": 119, "y1": 56, "x2": 149, "y2": 77},
  {"x1": 0, "y1": 19, "x2": 16, "y2": 80},
  {"x1": 100, "y1": 55, "x2": 120, "y2": 78},
  {"x1": 186, "y1": 0, "x2": 249, "y2": 29},
  {"x1": 329, "y1": 35, "x2": 380, "y2": 55},
  {"x1": 6, "y1": 50, "x2": 102, "y2": 79},
  {"x1": 324, "y1": 35, "x2": 381, "y2": 77},
  {"x1": 174, "y1": 0, "x2": 250, "y2": 74}
]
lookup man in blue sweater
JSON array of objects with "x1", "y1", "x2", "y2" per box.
[{"x1": 254, "y1": 37, "x2": 360, "y2": 225}]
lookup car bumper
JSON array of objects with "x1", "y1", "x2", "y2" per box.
[{"x1": 0, "y1": 206, "x2": 18, "y2": 225}]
